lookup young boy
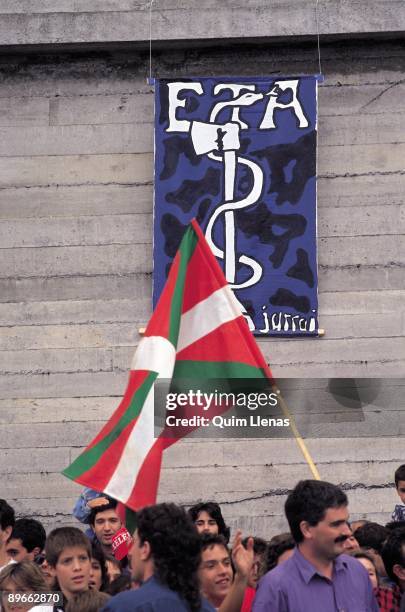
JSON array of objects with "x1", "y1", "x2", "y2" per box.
[
  {"x1": 198, "y1": 532, "x2": 254, "y2": 611},
  {"x1": 45, "y1": 527, "x2": 91, "y2": 610},
  {"x1": 392, "y1": 464, "x2": 405, "y2": 522},
  {"x1": 6, "y1": 517, "x2": 46, "y2": 563}
]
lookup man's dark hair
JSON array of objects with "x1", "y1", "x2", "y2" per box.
[
  {"x1": 200, "y1": 533, "x2": 229, "y2": 554},
  {"x1": 353, "y1": 522, "x2": 388, "y2": 554},
  {"x1": 137, "y1": 503, "x2": 203, "y2": 612},
  {"x1": 385, "y1": 521, "x2": 405, "y2": 532},
  {"x1": 105, "y1": 574, "x2": 132, "y2": 596},
  {"x1": 88, "y1": 499, "x2": 118, "y2": 527},
  {"x1": 0, "y1": 499, "x2": 15, "y2": 531},
  {"x1": 9, "y1": 518, "x2": 46, "y2": 552},
  {"x1": 266, "y1": 533, "x2": 295, "y2": 571},
  {"x1": 381, "y1": 528, "x2": 405, "y2": 584},
  {"x1": 285, "y1": 480, "x2": 348, "y2": 543},
  {"x1": 242, "y1": 536, "x2": 267, "y2": 556},
  {"x1": 188, "y1": 502, "x2": 231, "y2": 543},
  {"x1": 395, "y1": 464, "x2": 405, "y2": 488}
]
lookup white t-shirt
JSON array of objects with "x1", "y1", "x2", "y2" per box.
[{"x1": 0, "y1": 603, "x2": 53, "y2": 612}]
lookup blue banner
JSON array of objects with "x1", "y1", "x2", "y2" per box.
[{"x1": 154, "y1": 76, "x2": 318, "y2": 336}]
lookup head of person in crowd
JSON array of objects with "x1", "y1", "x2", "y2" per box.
[
  {"x1": 45, "y1": 526, "x2": 91, "y2": 602},
  {"x1": 350, "y1": 519, "x2": 369, "y2": 533},
  {"x1": 381, "y1": 527, "x2": 405, "y2": 592},
  {"x1": 198, "y1": 534, "x2": 233, "y2": 608},
  {"x1": 285, "y1": 479, "x2": 351, "y2": 563},
  {"x1": 6, "y1": 518, "x2": 46, "y2": 564},
  {"x1": 104, "y1": 553, "x2": 122, "y2": 584},
  {"x1": 65, "y1": 589, "x2": 110, "y2": 612},
  {"x1": 266, "y1": 532, "x2": 295, "y2": 571},
  {"x1": 129, "y1": 503, "x2": 203, "y2": 611},
  {"x1": 105, "y1": 573, "x2": 132, "y2": 596},
  {"x1": 353, "y1": 521, "x2": 389, "y2": 577},
  {"x1": 386, "y1": 520, "x2": 405, "y2": 532},
  {"x1": 188, "y1": 502, "x2": 231, "y2": 543},
  {"x1": 354, "y1": 522, "x2": 388, "y2": 554},
  {"x1": 242, "y1": 536, "x2": 267, "y2": 588},
  {"x1": 350, "y1": 549, "x2": 379, "y2": 590},
  {"x1": 0, "y1": 500, "x2": 15, "y2": 568},
  {"x1": 0, "y1": 561, "x2": 48, "y2": 612},
  {"x1": 89, "y1": 542, "x2": 108, "y2": 592},
  {"x1": 395, "y1": 465, "x2": 405, "y2": 504},
  {"x1": 88, "y1": 498, "x2": 122, "y2": 553},
  {"x1": 33, "y1": 551, "x2": 56, "y2": 590},
  {"x1": 342, "y1": 525, "x2": 360, "y2": 552},
  {"x1": 40, "y1": 560, "x2": 56, "y2": 593}
]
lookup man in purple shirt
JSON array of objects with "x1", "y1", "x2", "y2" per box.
[{"x1": 253, "y1": 480, "x2": 379, "y2": 611}]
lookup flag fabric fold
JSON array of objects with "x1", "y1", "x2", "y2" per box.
[{"x1": 63, "y1": 220, "x2": 273, "y2": 512}]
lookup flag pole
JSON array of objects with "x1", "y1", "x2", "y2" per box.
[{"x1": 272, "y1": 384, "x2": 321, "y2": 480}]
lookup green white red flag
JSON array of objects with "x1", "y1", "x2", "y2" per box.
[{"x1": 63, "y1": 220, "x2": 273, "y2": 513}]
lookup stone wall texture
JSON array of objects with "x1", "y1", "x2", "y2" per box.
[{"x1": 0, "y1": 1, "x2": 404, "y2": 536}]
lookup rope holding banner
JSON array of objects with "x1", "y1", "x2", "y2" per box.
[
  {"x1": 315, "y1": 0, "x2": 323, "y2": 80},
  {"x1": 148, "y1": 0, "x2": 155, "y2": 85},
  {"x1": 147, "y1": 2, "x2": 322, "y2": 84}
]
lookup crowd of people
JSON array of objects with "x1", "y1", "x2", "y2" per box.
[{"x1": 0, "y1": 464, "x2": 404, "y2": 611}]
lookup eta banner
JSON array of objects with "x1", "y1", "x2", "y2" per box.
[{"x1": 153, "y1": 76, "x2": 318, "y2": 336}]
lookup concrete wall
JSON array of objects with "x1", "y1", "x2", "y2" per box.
[
  {"x1": 0, "y1": 3, "x2": 404, "y2": 536},
  {"x1": 0, "y1": 1, "x2": 405, "y2": 49}
]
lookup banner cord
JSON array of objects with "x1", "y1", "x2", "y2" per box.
[
  {"x1": 315, "y1": 0, "x2": 323, "y2": 78},
  {"x1": 149, "y1": 0, "x2": 155, "y2": 83},
  {"x1": 148, "y1": 2, "x2": 322, "y2": 82}
]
